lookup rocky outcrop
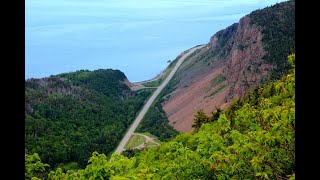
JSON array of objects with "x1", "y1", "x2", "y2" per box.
[
  {"x1": 163, "y1": 15, "x2": 271, "y2": 132},
  {"x1": 221, "y1": 16, "x2": 272, "y2": 101},
  {"x1": 162, "y1": 1, "x2": 294, "y2": 132}
]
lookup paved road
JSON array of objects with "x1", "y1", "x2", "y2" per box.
[{"x1": 114, "y1": 45, "x2": 205, "y2": 154}]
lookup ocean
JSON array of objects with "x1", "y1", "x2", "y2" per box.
[{"x1": 26, "y1": 0, "x2": 285, "y2": 82}]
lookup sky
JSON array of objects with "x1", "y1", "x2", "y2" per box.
[{"x1": 26, "y1": 0, "x2": 286, "y2": 82}]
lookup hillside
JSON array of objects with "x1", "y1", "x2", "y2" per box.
[
  {"x1": 28, "y1": 53, "x2": 295, "y2": 179},
  {"x1": 25, "y1": 69, "x2": 154, "y2": 169},
  {"x1": 161, "y1": 0, "x2": 295, "y2": 132},
  {"x1": 25, "y1": 1, "x2": 295, "y2": 178}
]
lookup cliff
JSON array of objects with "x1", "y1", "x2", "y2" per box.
[{"x1": 162, "y1": 0, "x2": 295, "y2": 132}]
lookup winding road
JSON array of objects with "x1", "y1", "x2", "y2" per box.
[{"x1": 114, "y1": 45, "x2": 205, "y2": 154}]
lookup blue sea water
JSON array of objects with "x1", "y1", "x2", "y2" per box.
[{"x1": 26, "y1": 0, "x2": 285, "y2": 82}]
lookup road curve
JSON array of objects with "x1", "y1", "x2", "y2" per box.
[
  {"x1": 114, "y1": 45, "x2": 205, "y2": 154},
  {"x1": 132, "y1": 133, "x2": 160, "y2": 145},
  {"x1": 122, "y1": 133, "x2": 160, "y2": 151}
]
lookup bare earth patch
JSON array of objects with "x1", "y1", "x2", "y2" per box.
[
  {"x1": 163, "y1": 66, "x2": 231, "y2": 132},
  {"x1": 124, "y1": 133, "x2": 160, "y2": 150}
]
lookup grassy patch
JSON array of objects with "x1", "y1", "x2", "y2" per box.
[
  {"x1": 143, "y1": 70, "x2": 170, "y2": 87},
  {"x1": 143, "y1": 80, "x2": 160, "y2": 87},
  {"x1": 125, "y1": 134, "x2": 146, "y2": 149},
  {"x1": 140, "y1": 132, "x2": 158, "y2": 139},
  {"x1": 211, "y1": 74, "x2": 226, "y2": 87},
  {"x1": 209, "y1": 84, "x2": 227, "y2": 97},
  {"x1": 143, "y1": 66, "x2": 173, "y2": 87},
  {"x1": 136, "y1": 88, "x2": 156, "y2": 96},
  {"x1": 140, "y1": 132, "x2": 161, "y2": 144},
  {"x1": 146, "y1": 142, "x2": 158, "y2": 148},
  {"x1": 145, "y1": 145, "x2": 158, "y2": 150},
  {"x1": 182, "y1": 49, "x2": 200, "y2": 65}
]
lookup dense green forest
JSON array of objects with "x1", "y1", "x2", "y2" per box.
[
  {"x1": 27, "y1": 54, "x2": 295, "y2": 179},
  {"x1": 250, "y1": 0, "x2": 295, "y2": 80},
  {"x1": 25, "y1": 69, "x2": 154, "y2": 171}
]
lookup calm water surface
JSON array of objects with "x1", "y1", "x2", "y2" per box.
[{"x1": 26, "y1": 0, "x2": 285, "y2": 82}]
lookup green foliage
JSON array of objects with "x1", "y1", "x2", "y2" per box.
[
  {"x1": 192, "y1": 109, "x2": 210, "y2": 132},
  {"x1": 209, "y1": 84, "x2": 227, "y2": 97},
  {"x1": 249, "y1": 0, "x2": 295, "y2": 79},
  {"x1": 210, "y1": 74, "x2": 226, "y2": 87},
  {"x1": 81, "y1": 152, "x2": 112, "y2": 179},
  {"x1": 214, "y1": 23, "x2": 239, "y2": 54},
  {"x1": 237, "y1": 43, "x2": 249, "y2": 51},
  {"x1": 121, "y1": 149, "x2": 142, "y2": 159},
  {"x1": 142, "y1": 80, "x2": 160, "y2": 87},
  {"x1": 182, "y1": 48, "x2": 201, "y2": 65},
  {"x1": 192, "y1": 107, "x2": 224, "y2": 132},
  {"x1": 25, "y1": 153, "x2": 49, "y2": 179},
  {"x1": 137, "y1": 96, "x2": 179, "y2": 141},
  {"x1": 210, "y1": 108, "x2": 223, "y2": 122},
  {"x1": 288, "y1": 53, "x2": 295, "y2": 66},
  {"x1": 44, "y1": 53, "x2": 295, "y2": 179},
  {"x1": 57, "y1": 162, "x2": 80, "y2": 172},
  {"x1": 25, "y1": 70, "x2": 153, "y2": 171},
  {"x1": 124, "y1": 135, "x2": 146, "y2": 149},
  {"x1": 56, "y1": 69, "x2": 129, "y2": 98}
]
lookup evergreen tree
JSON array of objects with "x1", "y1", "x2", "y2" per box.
[{"x1": 192, "y1": 109, "x2": 210, "y2": 132}]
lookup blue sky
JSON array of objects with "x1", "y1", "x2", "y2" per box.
[{"x1": 26, "y1": 0, "x2": 286, "y2": 82}]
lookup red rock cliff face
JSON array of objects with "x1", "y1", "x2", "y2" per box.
[
  {"x1": 214, "y1": 16, "x2": 273, "y2": 101},
  {"x1": 163, "y1": 16, "x2": 274, "y2": 132},
  {"x1": 162, "y1": 1, "x2": 295, "y2": 133}
]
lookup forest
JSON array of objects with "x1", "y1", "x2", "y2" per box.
[
  {"x1": 25, "y1": 69, "x2": 154, "y2": 170},
  {"x1": 249, "y1": 0, "x2": 295, "y2": 80},
  {"x1": 26, "y1": 54, "x2": 295, "y2": 179}
]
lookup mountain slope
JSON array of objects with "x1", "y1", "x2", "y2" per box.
[
  {"x1": 25, "y1": 69, "x2": 154, "y2": 169},
  {"x1": 42, "y1": 53, "x2": 295, "y2": 180},
  {"x1": 162, "y1": 0, "x2": 295, "y2": 132}
]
